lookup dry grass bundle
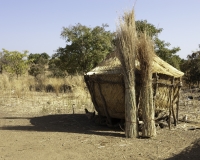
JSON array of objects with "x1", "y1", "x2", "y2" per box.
[
  {"x1": 137, "y1": 33, "x2": 156, "y2": 137},
  {"x1": 116, "y1": 9, "x2": 138, "y2": 138}
]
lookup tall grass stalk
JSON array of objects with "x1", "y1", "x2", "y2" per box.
[
  {"x1": 137, "y1": 33, "x2": 156, "y2": 137},
  {"x1": 116, "y1": 9, "x2": 138, "y2": 138}
]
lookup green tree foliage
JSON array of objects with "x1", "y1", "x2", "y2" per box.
[
  {"x1": 48, "y1": 57, "x2": 68, "y2": 77},
  {"x1": 0, "y1": 51, "x2": 6, "y2": 74},
  {"x1": 28, "y1": 53, "x2": 50, "y2": 77},
  {"x1": 136, "y1": 20, "x2": 163, "y2": 38},
  {"x1": 135, "y1": 20, "x2": 181, "y2": 69},
  {"x1": 180, "y1": 51, "x2": 200, "y2": 87},
  {"x1": 53, "y1": 23, "x2": 115, "y2": 74},
  {"x1": 2, "y1": 49, "x2": 29, "y2": 78}
]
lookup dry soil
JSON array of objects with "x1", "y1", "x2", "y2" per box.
[{"x1": 0, "y1": 90, "x2": 200, "y2": 160}]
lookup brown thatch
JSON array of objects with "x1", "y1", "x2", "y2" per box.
[{"x1": 86, "y1": 53, "x2": 184, "y2": 78}]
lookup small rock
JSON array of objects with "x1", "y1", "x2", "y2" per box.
[{"x1": 182, "y1": 115, "x2": 188, "y2": 122}]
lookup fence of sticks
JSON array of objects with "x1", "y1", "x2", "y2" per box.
[{"x1": 84, "y1": 55, "x2": 184, "y2": 130}]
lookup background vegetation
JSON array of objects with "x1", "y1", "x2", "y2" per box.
[{"x1": 0, "y1": 20, "x2": 199, "y2": 90}]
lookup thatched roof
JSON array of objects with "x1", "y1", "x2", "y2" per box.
[{"x1": 86, "y1": 54, "x2": 184, "y2": 78}]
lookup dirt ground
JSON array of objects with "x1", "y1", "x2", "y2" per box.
[{"x1": 1, "y1": 90, "x2": 200, "y2": 160}]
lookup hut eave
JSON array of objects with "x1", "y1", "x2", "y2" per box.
[{"x1": 86, "y1": 55, "x2": 184, "y2": 78}]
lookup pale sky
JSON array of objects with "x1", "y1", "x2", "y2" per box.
[{"x1": 0, "y1": 0, "x2": 200, "y2": 59}]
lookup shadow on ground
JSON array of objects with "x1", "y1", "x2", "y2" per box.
[
  {"x1": 167, "y1": 138, "x2": 200, "y2": 160},
  {"x1": 0, "y1": 114, "x2": 124, "y2": 137}
]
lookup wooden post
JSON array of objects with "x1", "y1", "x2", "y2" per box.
[
  {"x1": 168, "y1": 76, "x2": 175, "y2": 129},
  {"x1": 176, "y1": 78, "x2": 182, "y2": 124},
  {"x1": 153, "y1": 73, "x2": 159, "y2": 105},
  {"x1": 168, "y1": 87, "x2": 172, "y2": 129},
  {"x1": 171, "y1": 77, "x2": 177, "y2": 126}
]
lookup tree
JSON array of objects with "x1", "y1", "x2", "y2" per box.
[
  {"x1": 135, "y1": 20, "x2": 181, "y2": 69},
  {"x1": 2, "y1": 49, "x2": 29, "y2": 78},
  {"x1": 48, "y1": 56, "x2": 68, "y2": 77},
  {"x1": 53, "y1": 23, "x2": 115, "y2": 74},
  {"x1": 136, "y1": 20, "x2": 163, "y2": 38},
  {"x1": 154, "y1": 38, "x2": 181, "y2": 69},
  {"x1": 28, "y1": 53, "x2": 50, "y2": 77},
  {"x1": 181, "y1": 51, "x2": 200, "y2": 87}
]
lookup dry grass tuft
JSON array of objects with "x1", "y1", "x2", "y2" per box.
[
  {"x1": 0, "y1": 74, "x2": 11, "y2": 90},
  {"x1": 137, "y1": 32, "x2": 156, "y2": 137},
  {"x1": 0, "y1": 73, "x2": 92, "y2": 115},
  {"x1": 116, "y1": 8, "x2": 157, "y2": 138},
  {"x1": 116, "y1": 9, "x2": 138, "y2": 138}
]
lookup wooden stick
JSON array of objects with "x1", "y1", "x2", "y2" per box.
[
  {"x1": 84, "y1": 75, "x2": 101, "y2": 114},
  {"x1": 97, "y1": 82, "x2": 112, "y2": 125},
  {"x1": 168, "y1": 84, "x2": 172, "y2": 129},
  {"x1": 171, "y1": 77, "x2": 177, "y2": 126},
  {"x1": 153, "y1": 73, "x2": 159, "y2": 103},
  {"x1": 176, "y1": 78, "x2": 182, "y2": 124}
]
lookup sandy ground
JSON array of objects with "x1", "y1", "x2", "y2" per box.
[{"x1": 0, "y1": 90, "x2": 200, "y2": 160}]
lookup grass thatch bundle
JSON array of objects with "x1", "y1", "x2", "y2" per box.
[
  {"x1": 137, "y1": 33, "x2": 156, "y2": 137},
  {"x1": 116, "y1": 9, "x2": 138, "y2": 138}
]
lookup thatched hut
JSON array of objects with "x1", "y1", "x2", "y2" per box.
[{"x1": 84, "y1": 53, "x2": 184, "y2": 126}]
